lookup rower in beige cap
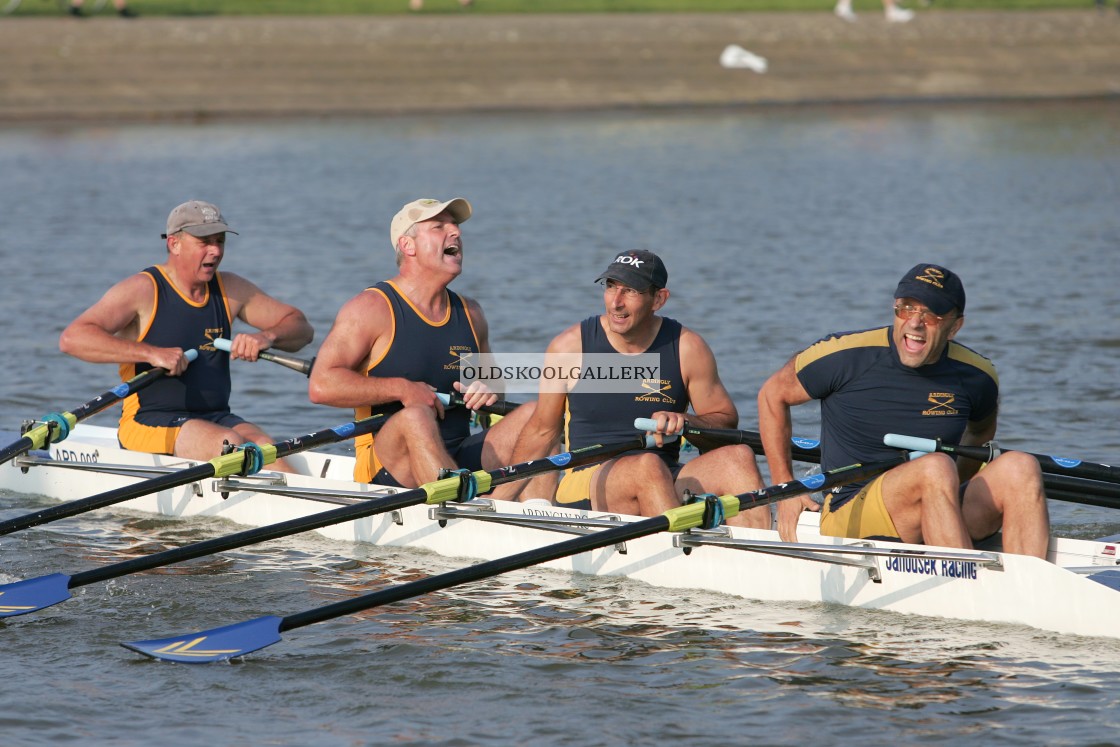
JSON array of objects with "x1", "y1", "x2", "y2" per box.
[
  {"x1": 60, "y1": 200, "x2": 313, "y2": 469},
  {"x1": 310, "y1": 197, "x2": 536, "y2": 488}
]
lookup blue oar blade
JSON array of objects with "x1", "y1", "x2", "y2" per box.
[
  {"x1": 0, "y1": 573, "x2": 73, "y2": 618},
  {"x1": 121, "y1": 615, "x2": 284, "y2": 663},
  {"x1": 1088, "y1": 570, "x2": 1120, "y2": 592}
]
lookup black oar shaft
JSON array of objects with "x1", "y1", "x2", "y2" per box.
[
  {"x1": 682, "y1": 425, "x2": 822, "y2": 463},
  {"x1": 0, "y1": 436, "x2": 37, "y2": 466},
  {"x1": 70, "y1": 483, "x2": 429, "y2": 588},
  {"x1": 884, "y1": 434, "x2": 1120, "y2": 486},
  {"x1": 632, "y1": 419, "x2": 822, "y2": 463},
  {"x1": 0, "y1": 364, "x2": 176, "y2": 467},
  {"x1": 67, "y1": 367, "x2": 171, "y2": 421},
  {"x1": 1043, "y1": 474, "x2": 1120, "y2": 504},
  {"x1": 68, "y1": 437, "x2": 644, "y2": 590},
  {"x1": 119, "y1": 449, "x2": 915, "y2": 661},
  {"x1": 279, "y1": 453, "x2": 913, "y2": 633},
  {"x1": 0, "y1": 463, "x2": 217, "y2": 537},
  {"x1": 281, "y1": 517, "x2": 671, "y2": 631},
  {"x1": 1044, "y1": 488, "x2": 1120, "y2": 510},
  {"x1": 966, "y1": 444, "x2": 1120, "y2": 484},
  {"x1": 0, "y1": 416, "x2": 386, "y2": 538}
]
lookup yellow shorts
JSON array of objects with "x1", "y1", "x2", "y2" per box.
[
  {"x1": 555, "y1": 465, "x2": 599, "y2": 510},
  {"x1": 554, "y1": 459, "x2": 682, "y2": 511},
  {"x1": 820, "y1": 473, "x2": 900, "y2": 541},
  {"x1": 354, "y1": 439, "x2": 386, "y2": 484},
  {"x1": 118, "y1": 411, "x2": 244, "y2": 456},
  {"x1": 118, "y1": 418, "x2": 181, "y2": 455}
]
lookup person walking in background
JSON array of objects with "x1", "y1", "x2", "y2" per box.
[
  {"x1": 409, "y1": 0, "x2": 473, "y2": 10},
  {"x1": 69, "y1": 0, "x2": 136, "y2": 17},
  {"x1": 835, "y1": 0, "x2": 914, "y2": 23}
]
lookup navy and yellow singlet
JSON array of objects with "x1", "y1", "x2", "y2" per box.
[
  {"x1": 795, "y1": 326, "x2": 999, "y2": 511},
  {"x1": 565, "y1": 315, "x2": 688, "y2": 461},
  {"x1": 118, "y1": 266, "x2": 238, "y2": 454},
  {"x1": 353, "y1": 280, "x2": 481, "y2": 483},
  {"x1": 555, "y1": 316, "x2": 688, "y2": 507}
]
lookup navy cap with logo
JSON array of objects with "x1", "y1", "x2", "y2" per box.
[
  {"x1": 594, "y1": 250, "x2": 668, "y2": 292},
  {"x1": 894, "y1": 263, "x2": 966, "y2": 316}
]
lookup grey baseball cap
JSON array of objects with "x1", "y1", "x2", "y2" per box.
[{"x1": 162, "y1": 200, "x2": 238, "y2": 239}]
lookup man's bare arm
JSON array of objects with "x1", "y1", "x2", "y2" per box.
[
  {"x1": 222, "y1": 272, "x2": 313, "y2": 360},
  {"x1": 59, "y1": 273, "x2": 191, "y2": 375},
  {"x1": 308, "y1": 290, "x2": 443, "y2": 415}
]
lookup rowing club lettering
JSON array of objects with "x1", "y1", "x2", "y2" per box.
[
  {"x1": 883, "y1": 554, "x2": 978, "y2": 580},
  {"x1": 52, "y1": 448, "x2": 99, "y2": 464}
]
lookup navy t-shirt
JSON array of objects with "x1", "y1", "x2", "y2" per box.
[{"x1": 795, "y1": 326, "x2": 999, "y2": 509}]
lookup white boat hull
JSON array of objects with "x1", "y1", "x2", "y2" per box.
[{"x1": 3, "y1": 424, "x2": 1119, "y2": 639}]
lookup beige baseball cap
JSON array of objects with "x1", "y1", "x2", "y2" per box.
[
  {"x1": 389, "y1": 198, "x2": 472, "y2": 249},
  {"x1": 162, "y1": 200, "x2": 238, "y2": 239}
]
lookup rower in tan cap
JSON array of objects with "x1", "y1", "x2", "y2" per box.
[{"x1": 310, "y1": 197, "x2": 538, "y2": 488}]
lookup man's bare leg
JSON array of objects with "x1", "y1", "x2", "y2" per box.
[{"x1": 676, "y1": 445, "x2": 769, "y2": 529}]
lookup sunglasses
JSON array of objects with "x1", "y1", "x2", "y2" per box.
[{"x1": 894, "y1": 303, "x2": 953, "y2": 326}]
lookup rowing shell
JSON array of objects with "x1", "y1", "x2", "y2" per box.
[{"x1": 2, "y1": 424, "x2": 1119, "y2": 639}]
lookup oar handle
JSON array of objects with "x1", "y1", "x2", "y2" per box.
[
  {"x1": 437, "y1": 392, "x2": 522, "y2": 417},
  {"x1": 213, "y1": 338, "x2": 314, "y2": 377},
  {"x1": 884, "y1": 433, "x2": 1120, "y2": 484},
  {"x1": 632, "y1": 418, "x2": 822, "y2": 462}
]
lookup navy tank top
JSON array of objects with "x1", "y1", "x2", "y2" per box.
[
  {"x1": 355, "y1": 281, "x2": 480, "y2": 451},
  {"x1": 120, "y1": 266, "x2": 233, "y2": 420},
  {"x1": 565, "y1": 316, "x2": 687, "y2": 463}
]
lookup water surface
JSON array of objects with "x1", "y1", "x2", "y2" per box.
[{"x1": 2, "y1": 102, "x2": 1120, "y2": 745}]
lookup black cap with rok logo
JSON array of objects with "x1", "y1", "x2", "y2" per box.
[{"x1": 594, "y1": 250, "x2": 668, "y2": 292}]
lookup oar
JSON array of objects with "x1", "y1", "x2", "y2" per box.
[
  {"x1": 0, "y1": 436, "x2": 654, "y2": 618},
  {"x1": 0, "y1": 350, "x2": 199, "y2": 467},
  {"x1": 884, "y1": 433, "x2": 1120, "y2": 486},
  {"x1": 633, "y1": 417, "x2": 822, "y2": 462},
  {"x1": 671, "y1": 426, "x2": 1120, "y2": 505},
  {"x1": 0, "y1": 415, "x2": 387, "y2": 539},
  {"x1": 120, "y1": 450, "x2": 917, "y2": 663},
  {"x1": 437, "y1": 392, "x2": 522, "y2": 417},
  {"x1": 1038, "y1": 473, "x2": 1120, "y2": 509},
  {"x1": 1042, "y1": 483, "x2": 1120, "y2": 510},
  {"x1": 213, "y1": 338, "x2": 314, "y2": 377},
  {"x1": 211, "y1": 342, "x2": 516, "y2": 415}
]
